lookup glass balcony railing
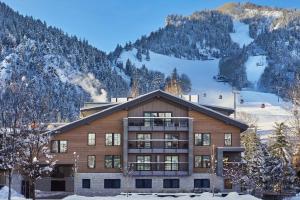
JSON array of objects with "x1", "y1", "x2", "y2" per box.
[{"x1": 127, "y1": 117, "x2": 189, "y2": 131}]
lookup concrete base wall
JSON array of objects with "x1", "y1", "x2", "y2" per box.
[
  {"x1": 74, "y1": 173, "x2": 230, "y2": 196},
  {"x1": 36, "y1": 177, "x2": 74, "y2": 192}
]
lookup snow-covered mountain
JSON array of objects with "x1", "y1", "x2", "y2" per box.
[
  {"x1": 0, "y1": 2, "x2": 298, "y2": 130},
  {"x1": 113, "y1": 2, "x2": 300, "y2": 133}
]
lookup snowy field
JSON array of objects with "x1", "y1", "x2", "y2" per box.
[{"x1": 245, "y1": 56, "x2": 267, "y2": 89}]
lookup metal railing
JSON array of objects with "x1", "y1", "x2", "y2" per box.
[
  {"x1": 128, "y1": 117, "x2": 190, "y2": 131},
  {"x1": 128, "y1": 139, "x2": 188, "y2": 149},
  {"x1": 128, "y1": 162, "x2": 188, "y2": 171}
]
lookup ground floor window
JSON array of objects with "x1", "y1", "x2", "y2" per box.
[
  {"x1": 163, "y1": 179, "x2": 179, "y2": 188},
  {"x1": 82, "y1": 179, "x2": 91, "y2": 189},
  {"x1": 194, "y1": 179, "x2": 210, "y2": 188},
  {"x1": 224, "y1": 179, "x2": 233, "y2": 189},
  {"x1": 135, "y1": 179, "x2": 152, "y2": 188},
  {"x1": 104, "y1": 179, "x2": 121, "y2": 188}
]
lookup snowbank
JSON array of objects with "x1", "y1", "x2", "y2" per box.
[
  {"x1": 0, "y1": 186, "x2": 24, "y2": 200},
  {"x1": 63, "y1": 192, "x2": 261, "y2": 200}
]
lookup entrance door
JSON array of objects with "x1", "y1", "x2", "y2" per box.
[{"x1": 51, "y1": 180, "x2": 66, "y2": 191}]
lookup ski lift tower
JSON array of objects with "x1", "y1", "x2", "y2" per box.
[{"x1": 232, "y1": 87, "x2": 240, "y2": 119}]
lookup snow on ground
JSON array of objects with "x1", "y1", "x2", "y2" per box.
[
  {"x1": 63, "y1": 192, "x2": 260, "y2": 200},
  {"x1": 119, "y1": 49, "x2": 234, "y2": 107},
  {"x1": 230, "y1": 21, "x2": 254, "y2": 47},
  {"x1": 238, "y1": 90, "x2": 292, "y2": 137},
  {"x1": 245, "y1": 56, "x2": 267, "y2": 88},
  {"x1": 0, "y1": 186, "x2": 24, "y2": 200}
]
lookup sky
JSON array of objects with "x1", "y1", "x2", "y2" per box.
[{"x1": 2, "y1": 0, "x2": 300, "y2": 52}]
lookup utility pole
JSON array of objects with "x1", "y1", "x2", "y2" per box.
[{"x1": 232, "y1": 88, "x2": 240, "y2": 119}]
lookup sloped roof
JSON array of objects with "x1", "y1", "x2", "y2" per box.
[{"x1": 50, "y1": 90, "x2": 248, "y2": 135}]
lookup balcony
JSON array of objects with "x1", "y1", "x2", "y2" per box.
[
  {"x1": 127, "y1": 117, "x2": 189, "y2": 132},
  {"x1": 127, "y1": 162, "x2": 189, "y2": 176},
  {"x1": 128, "y1": 139, "x2": 189, "y2": 153}
]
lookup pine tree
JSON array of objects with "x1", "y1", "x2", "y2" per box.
[
  {"x1": 145, "y1": 49, "x2": 150, "y2": 61},
  {"x1": 269, "y1": 122, "x2": 295, "y2": 192},
  {"x1": 136, "y1": 48, "x2": 142, "y2": 62}
]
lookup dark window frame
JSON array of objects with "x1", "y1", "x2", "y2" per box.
[
  {"x1": 136, "y1": 155, "x2": 151, "y2": 171},
  {"x1": 82, "y1": 179, "x2": 91, "y2": 189},
  {"x1": 105, "y1": 133, "x2": 121, "y2": 146},
  {"x1": 105, "y1": 155, "x2": 121, "y2": 168},
  {"x1": 87, "y1": 133, "x2": 96, "y2": 146},
  {"x1": 104, "y1": 179, "x2": 121, "y2": 189},
  {"x1": 87, "y1": 155, "x2": 96, "y2": 169},
  {"x1": 51, "y1": 140, "x2": 68, "y2": 153},
  {"x1": 224, "y1": 133, "x2": 232, "y2": 146},
  {"x1": 194, "y1": 179, "x2": 210, "y2": 188},
  {"x1": 135, "y1": 179, "x2": 152, "y2": 188},
  {"x1": 194, "y1": 133, "x2": 211, "y2": 146},
  {"x1": 163, "y1": 179, "x2": 180, "y2": 188},
  {"x1": 194, "y1": 155, "x2": 211, "y2": 168}
]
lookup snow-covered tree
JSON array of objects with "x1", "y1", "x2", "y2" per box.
[{"x1": 268, "y1": 122, "x2": 295, "y2": 192}]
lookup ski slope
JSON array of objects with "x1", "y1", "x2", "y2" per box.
[
  {"x1": 119, "y1": 49, "x2": 292, "y2": 133},
  {"x1": 230, "y1": 21, "x2": 254, "y2": 47},
  {"x1": 119, "y1": 49, "x2": 234, "y2": 107},
  {"x1": 245, "y1": 56, "x2": 267, "y2": 88}
]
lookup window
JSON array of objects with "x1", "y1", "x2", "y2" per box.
[
  {"x1": 105, "y1": 155, "x2": 121, "y2": 168},
  {"x1": 194, "y1": 179, "x2": 210, "y2": 188},
  {"x1": 51, "y1": 140, "x2": 68, "y2": 153},
  {"x1": 165, "y1": 133, "x2": 178, "y2": 149},
  {"x1": 136, "y1": 156, "x2": 151, "y2": 171},
  {"x1": 105, "y1": 133, "x2": 121, "y2": 146},
  {"x1": 144, "y1": 112, "x2": 172, "y2": 127},
  {"x1": 165, "y1": 156, "x2": 178, "y2": 171},
  {"x1": 82, "y1": 179, "x2": 91, "y2": 189},
  {"x1": 224, "y1": 133, "x2": 232, "y2": 146},
  {"x1": 135, "y1": 179, "x2": 152, "y2": 188},
  {"x1": 163, "y1": 179, "x2": 179, "y2": 188},
  {"x1": 224, "y1": 179, "x2": 233, "y2": 189},
  {"x1": 194, "y1": 133, "x2": 210, "y2": 146},
  {"x1": 88, "y1": 133, "x2": 96, "y2": 146},
  {"x1": 87, "y1": 155, "x2": 96, "y2": 168},
  {"x1": 137, "y1": 133, "x2": 151, "y2": 148},
  {"x1": 194, "y1": 155, "x2": 210, "y2": 168},
  {"x1": 104, "y1": 179, "x2": 120, "y2": 188}
]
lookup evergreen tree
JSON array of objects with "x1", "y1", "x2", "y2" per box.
[
  {"x1": 136, "y1": 48, "x2": 142, "y2": 62},
  {"x1": 269, "y1": 122, "x2": 295, "y2": 192}
]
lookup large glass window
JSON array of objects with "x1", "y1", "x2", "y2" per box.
[
  {"x1": 88, "y1": 133, "x2": 96, "y2": 146},
  {"x1": 105, "y1": 155, "x2": 121, "y2": 168},
  {"x1": 87, "y1": 155, "x2": 96, "y2": 169},
  {"x1": 144, "y1": 112, "x2": 172, "y2": 126},
  {"x1": 105, "y1": 133, "x2": 121, "y2": 146},
  {"x1": 163, "y1": 179, "x2": 179, "y2": 188},
  {"x1": 165, "y1": 156, "x2": 178, "y2": 171},
  {"x1": 136, "y1": 156, "x2": 151, "y2": 171},
  {"x1": 194, "y1": 133, "x2": 210, "y2": 146},
  {"x1": 165, "y1": 133, "x2": 179, "y2": 149},
  {"x1": 104, "y1": 179, "x2": 121, "y2": 188},
  {"x1": 51, "y1": 140, "x2": 68, "y2": 153},
  {"x1": 194, "y1": 155, "x2": 210, "y2": 168},
  {"x1": 224, "y1": 133, "x2": 232, "y2": 146},
  {"x1": 137, "y1": 133, "x2": 151, "y2": 148},
  {"x1": 135, "y1": 179, "x2": 152, "y2": 188},
  {"x1": 194, "y1": 179, "x2": 210, "y2": 188}
]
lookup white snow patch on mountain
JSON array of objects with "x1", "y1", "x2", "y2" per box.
[
  {"x1": 119, "y1": 49, "x2": 234, "y2": 107},
  {"x1": 245, "y1": 55, "x2": 267, "y2": 88},
  {"x1": 237, "y1": 90, "x2": 291, "y2": 132},
  {"x1": 230, "y1": 21, "x2": 254, "y2": 47}
]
